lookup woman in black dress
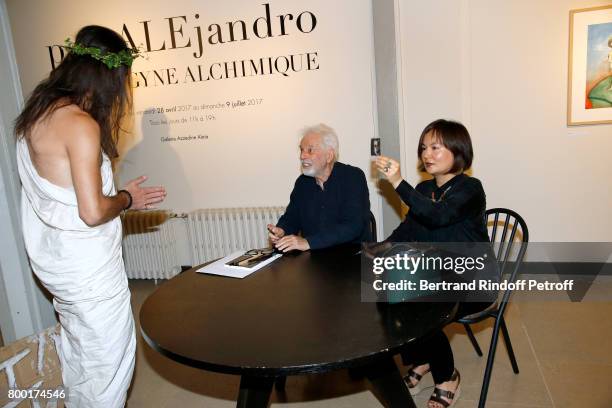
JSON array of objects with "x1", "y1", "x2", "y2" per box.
[{"x1": 376, "y1": 119, "x2": 491, "y2": 408}]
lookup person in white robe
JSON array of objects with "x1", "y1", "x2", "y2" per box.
[{"x1": 14, "y1": 25, "x2": 166, "y2": 407}]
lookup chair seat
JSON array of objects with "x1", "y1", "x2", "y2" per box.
[{"x1": 457, "y1": 302, "x2": 498, "y2": 323}]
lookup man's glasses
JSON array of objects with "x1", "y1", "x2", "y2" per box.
[
  {"x1": 245, "y1": 248, "x2": 275, "y2": 256},
  {"x1": 227, "y1": 248, "x2": 276, "y2": 267}
]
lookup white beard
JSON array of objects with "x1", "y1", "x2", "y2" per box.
[
  {"x1": 301, "y1": 160, "x2": 317, "y2": 177},
  {"x1": 301, "y1": 166, "x2": 316, "y2": 177}
]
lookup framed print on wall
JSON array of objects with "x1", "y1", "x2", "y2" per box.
[{"x1": 568, "y1": 4, "x2": 612, "y2": 125}]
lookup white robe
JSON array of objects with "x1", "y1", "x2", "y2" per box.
[{"x1": 16, "y1": 138, "x2": 136, "y2": 408}]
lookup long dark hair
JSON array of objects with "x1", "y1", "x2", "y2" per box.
[{"x1": 15, "y1": 25, "x2": 132, "y2": 158}]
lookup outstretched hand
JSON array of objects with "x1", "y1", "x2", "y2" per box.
[{"x1": 122, "y1": 176, "x2": 166, "y2": 210}]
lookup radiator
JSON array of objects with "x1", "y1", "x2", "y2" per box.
[
  {"x1": 121, "y1": 210, "x2": 184, "y2": 279},
  {"x1": 187, "y1": 207, "x2": 285, "y2": 266}
]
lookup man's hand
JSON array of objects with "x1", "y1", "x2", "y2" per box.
[
  {"x1": 122, "y1": 175, "x2": 167, "y2": 210},
  {"x1": 275, "y1": 235, "x2": 310, "y2": 252},
  {"x1": 267, "y1": 224, "x2": 285, "y2": 243}
]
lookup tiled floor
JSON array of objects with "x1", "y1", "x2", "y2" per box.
[{"x1": 127, "y1": 279, "x2": 612, "y2": 407}]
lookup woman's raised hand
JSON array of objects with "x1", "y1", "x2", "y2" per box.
[{"x1": 375, "y1": 156, "x2": 403, "y2": 188}]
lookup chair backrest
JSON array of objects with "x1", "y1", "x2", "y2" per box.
[
  {"x1": 369, "y1": 211, "x2": 377, "y2": 242},
  {"x1": 485, "y1": 208, "x2": 529, "y2": 308}
]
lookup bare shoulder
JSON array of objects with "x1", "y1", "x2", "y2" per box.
[
  {"x1": 53, "y1": 105, "x2": 100, "y2": 144},
  {"x1": 26, "y1": 104, "x2": 100, "y2": 188},
  {"x1": 31, "y1": 104, "x2": 99, "y2": 145}
]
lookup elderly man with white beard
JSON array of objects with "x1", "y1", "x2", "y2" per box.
[{"x1": 268, "y1": 124, "x2": 371, "y2": 252}]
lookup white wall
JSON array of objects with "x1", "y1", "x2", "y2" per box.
[
  {"x1": 6, "y1": 0, "x2": 381, "y2": 216},
  {"x1": 397, "y1": 0, "x2": 612, "y2": 252},
  {"x1": 1, "y1": 0, "x2": 385, "y2": 336},
  {"x1": 0, "y1": 0, "x2": 56, "y2": 343}
]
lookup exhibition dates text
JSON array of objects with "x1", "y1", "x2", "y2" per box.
[
  {"x1": 134, "y1": 97, "x2": 264, "y2": 142},
  {"x1": 137, "y1": 98, "x2": 263, "y2": 116},
  {"x1": 135, "y1": 98, "x2": 264, "y2": 118}
]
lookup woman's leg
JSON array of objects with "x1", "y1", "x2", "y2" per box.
[
  {"x1": 426, "y1": 330, "x2": 455, "y2": 384},
  {"x1": 401, "y1": 329, "x2": 453, "y2": 383},
  {"x1": 401, "y1": 330, "x2": 460, "y2": 407}
]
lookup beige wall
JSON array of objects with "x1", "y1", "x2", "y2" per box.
[
  {"x1": 6, "y1": 0, "x2": 381, "y2": 216},
  {"x1": 0, "y1": 0, "x2": 56, "y2": 342},
  {"x1": 397, "y1": 0, "x2": 612, "y2": 250}
]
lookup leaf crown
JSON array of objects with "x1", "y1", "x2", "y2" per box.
[{"x1": 62, "y1": 38, "x2": 141, "y2": 68}]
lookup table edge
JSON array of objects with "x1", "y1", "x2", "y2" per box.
[{"x1": 139, "y1": 303, "x2": 458, "y2": 377}]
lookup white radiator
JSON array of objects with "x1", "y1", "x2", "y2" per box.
[
  {"x1": 121, "y1": 211, "x2": 185, "y2": 279},
  {"x1": 121, "y1": 207, "x2": 285, "y2": 279},
  {"x1": 187, "y1": 207, "x2": 285, "y2": 266}
]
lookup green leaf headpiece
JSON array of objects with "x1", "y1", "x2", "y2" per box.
[{"x1": 62, "y1": 38, "x2": 141, "y2": 68}]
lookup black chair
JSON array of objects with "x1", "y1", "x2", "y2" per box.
[
  {"x1": 458, "y1": 208, "x2": 529, "y2": 408},
  {"x1": 369, "y1": 210, "x2": 377, "y2": 242}
]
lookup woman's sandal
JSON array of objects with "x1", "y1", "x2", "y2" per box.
[
  {"x1": 403, "y1": 365, "x2": 431, "y2": 396},
  {"x1": 428, "y1": 369, "x2": 461, "y2": 408}
]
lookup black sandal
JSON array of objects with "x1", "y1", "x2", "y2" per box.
[
  {"x1": 403, "y1": 366, "x2": 431, "y2": 396},
  {"x1": 428, "y1": 369, "x2": 461, "y2": 408}
]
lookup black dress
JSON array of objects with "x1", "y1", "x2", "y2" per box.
[
  {"x1": 386, "y1": 174, "x2": 493, "y2": 384},
  {"x1": 387, "y1": 173, "x2": 489, "y2": 243}
]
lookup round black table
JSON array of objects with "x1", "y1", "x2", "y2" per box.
[{"x1": 140, "y1": 245, "x2": 457, "y2": 407}]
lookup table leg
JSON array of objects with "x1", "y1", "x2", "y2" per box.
[
  {"x1": 274, "y1": 375, "x2": 287, "y2": 391},
  {"x1": 364, "y1": 356, "x2": 417, "y2": 408},
  {"x1": 236, "y1": 375, "x2": 274, "y2": 408}
]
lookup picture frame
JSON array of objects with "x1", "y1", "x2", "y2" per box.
[{"x1": 567, "y1": 5, "x2": 612, "y2": 125}]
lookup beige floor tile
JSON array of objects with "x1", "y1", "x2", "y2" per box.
[
  {"x1": 450, "y1": 357, "x2": 552, "y2": 407},
  {"x1": 137, "y1": 338, "x2": 240, "y2": 400},
  {"x1": 271, "y1": 371, "x2": 370, "y2": 402},
  {"x1": 413, "y1": 394, "x2": 553, "y2": 408},
  {"x1": 271, "y1": 378, "x2": 380, "y2": 408},
  {"x1": 452, "y1": 401, "x2": 551, "y2": 408},
  {"x1": 445, "y1": 303, "x2": 533, "y2": 363},
  {"x1": 443, "y1": 303, "x2": 553, "y2": 407},
  {"x1": 517, "y1": 301, "x2": 612, "y2": 365},
  {"x1": 160, "y1": 392, "x2": 235, "y2": 408},
  {"x1": 273, "y1": 396, "x2": 379, "y2": 408},
  {"x1": 128, "y1": 280, "x2": 610, "y2": 407},
  {"x1": 539, "y1": 360, "x2": 612, "y2": 408}
]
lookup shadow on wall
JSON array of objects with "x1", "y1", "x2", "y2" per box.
[
  {"x1": 120, "y1": 210, "x2": 170, "y2": 236},
  {"x1": 376, "y1": 178, "x2": 404, "y2": 219},
  {"x1": 115, "y1": 109, "x2": 193, "y2": 213}
]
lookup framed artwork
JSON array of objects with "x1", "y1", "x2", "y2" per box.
[{"x1": 568, "y1": 5, "x2": 612, "y2": 125}]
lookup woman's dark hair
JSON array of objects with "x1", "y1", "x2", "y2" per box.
[
  {"x1": 15, "y1": 25, "x2": 132, "y2": 158},
  {"x1": 417, "y1": 119, "x2": 473, "y2": 173}
]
